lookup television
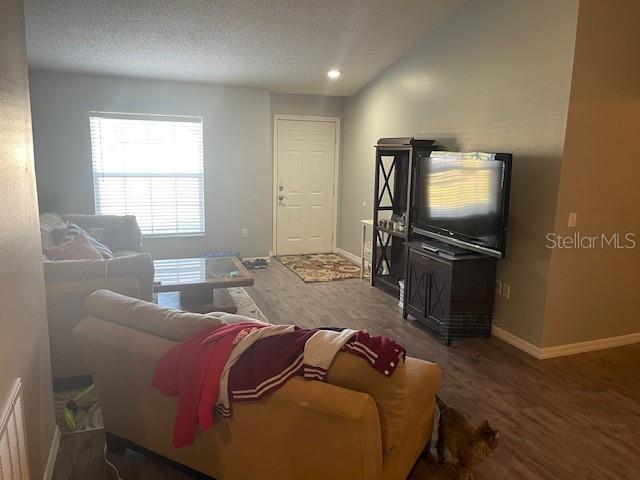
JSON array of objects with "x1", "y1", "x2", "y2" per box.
[{"x1": 412, "y1": 152, "x2": 512, "y2": 258}]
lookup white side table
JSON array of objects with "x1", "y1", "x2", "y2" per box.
[{"x1": 360, "y1": 219, "x2": 374, "y2": 282}]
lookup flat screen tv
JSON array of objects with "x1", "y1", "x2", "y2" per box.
[{"x1": 412, "y1": 152, "x2": 512, "y2": 258}]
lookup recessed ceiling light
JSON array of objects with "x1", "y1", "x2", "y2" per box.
[{"x1": 327, "y1": 69, "x2": 341, "y2": 79}]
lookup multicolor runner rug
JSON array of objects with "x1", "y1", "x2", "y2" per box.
[{"x1": 276, "y1": 253, "x2": 361, "y2": 283}]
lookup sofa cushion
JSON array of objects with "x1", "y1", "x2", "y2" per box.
[
  {"x1": 44, "y1": 232, "x2": 104, "y2": 261},
  {"x1": 43, "y1": 253, "x2": 155, "y2": 301},
  {"x1": 63, "y1": 214, "x2": 142, "y2": 252},
  {"x1": 326, "y1": 351, "x2": 409, "y2": 453},
  {"x1": 106, "y1": 253, "x2": 155, "y2": 301},
  {"x1": 85, "y1": 290, "x2": 224, "y2": 342},
  {"x1": 87, "y1": 227, "x2": 105, "y2": 242}
]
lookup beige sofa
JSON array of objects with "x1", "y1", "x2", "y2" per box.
[
  {"x1": 41, "y1": 213, "x2": 154, "y2": 380},
  {"x1": 74, "y1": 290, "x2": 442, "y2": 480}
]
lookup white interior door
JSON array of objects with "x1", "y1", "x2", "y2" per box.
[{"x1": 276, "y1": 119, "x2": 336, "y2": 255}]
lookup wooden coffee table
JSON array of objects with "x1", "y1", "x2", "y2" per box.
[{"x1": 153, "y1": 256, "x2": 254, "y2": 314}]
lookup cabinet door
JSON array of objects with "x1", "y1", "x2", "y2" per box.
[
  {"x1": 407, "y1": 253, "x2": 429, "y2": 315},
  {"x1": 426, "y1": 259, "x2": 451, "y2": 325}
]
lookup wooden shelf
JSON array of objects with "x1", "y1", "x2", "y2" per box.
[
  {"x1": 375, "y1": 226, "x2": 407, "y2": 240},
  {"x1": 371, "y1": 138, "x2": 438, "y2": 300}
]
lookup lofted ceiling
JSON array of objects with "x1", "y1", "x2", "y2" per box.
[{"x1": 24, "y1": 0, "x2": 465, "y2": 96}]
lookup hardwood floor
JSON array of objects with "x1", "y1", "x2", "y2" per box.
[{"x1": 52, "y1": 260, "x2": 640, "y2": 480}]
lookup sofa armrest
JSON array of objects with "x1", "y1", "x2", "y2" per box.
[
  {"x1": 47, "y1": 276, "x2": 141, "y2": 379},
  {"x1": 226, "y1": 377, "x2": 383, "y2": 480},
  {"x1": 62, "y1": 214, "x2": 142, "y2": 252},
  {"x1": 43, "y1": 253, "x2": 154, "y2": 301},
  {"x1": 73, "y1": 317, "x2": 384, "y2": 480},
  {"x1": 85, "y1": 290, "x2": 224, "y2": 342},
  {"x1": 43, "y1": 259, "x2": 106, "y2": 283}
]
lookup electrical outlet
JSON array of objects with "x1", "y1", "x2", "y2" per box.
[
  {"x1": 502, "y1": 283, "x2": 510, "y2": 299},
  {"x1": 568, "y1": 212, "x2": 577, "y2": 228},
  {"x1": 495, "y1": 280, "x2": 502, "y2": 296},
  {"x1": 241, "y1": 228, "x2": 248, "y2": 239},
  {"x1": 362, "y1": 200, "x2": 367, "y2": 208}
]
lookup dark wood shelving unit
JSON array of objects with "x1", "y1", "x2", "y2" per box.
[
  {"x1": 403, "y1": 241, "x2": 497, "y2": 345},
  {"x1": 371, "y1": 138, "x2": 438, "y2": 298},
  {"x1": 370, "y1": 138, "x2": 508, "y2": 345}
]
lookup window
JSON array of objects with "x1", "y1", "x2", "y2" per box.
[{"x1": 90, "y1": 112, "x2": 205, "y2": 236}]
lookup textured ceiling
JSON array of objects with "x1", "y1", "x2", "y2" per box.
[{"x1": 24, "y1": 0, "x2": 465, "y2": 95}]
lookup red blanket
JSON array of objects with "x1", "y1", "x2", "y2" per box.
[{"x1": 152, "y1": 321, "x2": 266, "y2": 447}]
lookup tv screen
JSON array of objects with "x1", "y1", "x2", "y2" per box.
[{"x1": 413, "y1": 152, "x2": 511, "y2": 257}]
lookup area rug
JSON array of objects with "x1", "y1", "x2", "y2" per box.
[
  {"x1": 228, "y1": 286, "x2": 268, "y2": 322},
  {"x1": 276, "y1": 253, "x2": 361, "y2": 283},
  {"x1": 54, "y1": 287, "x2": 268, "y2": 435}
]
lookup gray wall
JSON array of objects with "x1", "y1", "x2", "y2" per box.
[
  {"x1": 29, "y1": 73, "x2": 347, "y2": 259},
  {"x1": 31, "y1": 72, "x2": 272, "y2": 258},
  {"x1": 270, "y1": 93, "x2": 344, "y2": 118},
  {"x1": 542, "y1": 0, "x2": 640, "y2": 346},
  {"x1": 30, "y1": 71, "x2": 272, "y2": 258},
  {"x1": 269, "y1": 93, "x2": 344, "y2": 173},
  {"x1": 0, "y1": 1, "x2": 56, "y2": 477},
  {"x1": 339, "y1": 0, "x2": 579, "y2": 345}
]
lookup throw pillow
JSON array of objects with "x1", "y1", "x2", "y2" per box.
[
  {"x1": 55, "y1": 222, "x2": 114, "y2": 259},
  {"x1": 44, "y1": 232, "x2": 103, "y2": 261},
  {"x1": 85, "y1": 227, "x2": 113, "y2": 259},
  {"x1": 51, "y1": 222, "x2": 69, "y2": 245}
]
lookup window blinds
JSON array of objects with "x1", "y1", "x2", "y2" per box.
[{"x1": 89, "y1": 112, "x2": 205, "y2": 236}]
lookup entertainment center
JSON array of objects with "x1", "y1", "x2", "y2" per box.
[{"x1": 371, "y1": 138, "x2": 512, "y2": 345}]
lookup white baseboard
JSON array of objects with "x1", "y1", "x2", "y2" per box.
[
  {"x1": 539, "y1": 331, "x2": 640, "y2": 359},
  {"x1": 335, "y1": 248, "x2": 361, "y2": 265},
  {"x1": 492, "y1": 326, "x2": 640, "y2": 359},
  {"x1": 491, "y1": 326, "x2": 543, "y2": 358},
  {"x1": 43, "y1": 425, "x2": 60, "y2": 480}
]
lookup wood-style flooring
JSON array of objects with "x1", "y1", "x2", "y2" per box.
[{"x1": 52, "y1": 260, "x2": 640, "y2": 480}]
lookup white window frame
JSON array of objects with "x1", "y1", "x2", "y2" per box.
[{"x1": 89, "y1": 111, "x2": 205, "y2": 238}]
